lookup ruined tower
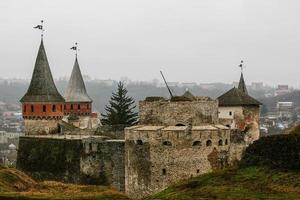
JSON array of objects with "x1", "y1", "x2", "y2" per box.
[
  {"x1": 218, "y1": 72, "x2": 261, "y2": 142},
  {"x1": 20, "y1": 39, "x2": 65, "y2": 135}
]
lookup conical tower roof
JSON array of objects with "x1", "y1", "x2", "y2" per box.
[
  {"x1": 64, "y1": 57, "x2": 92, "y2": 102},
  {"x1": 20, "y1": 40, "x2": 64, "y2": 103},
  {"x1": 238, "y1": 73, "x2": 248, "y2": 95}
]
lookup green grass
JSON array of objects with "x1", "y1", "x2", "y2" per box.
[{"x1": 144, "y1": 166, "x2": 300, "y2": 200}]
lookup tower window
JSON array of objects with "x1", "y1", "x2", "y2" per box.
[
  {"x1": 206, "y1": 140, "x2": 212, "y2": 147},
  {"x1": 78, "y1": 104, "x2": 81, "y2": 110},
  {"x1": 197, "y1": 169, "x2": 200, "y2": 173},
  {"x1": 192, "y1": 141, "x2": 201, "y2": 146},
  {"x1": 87, "y1": 104, "x2": 89, "y2": 109},
  {"x1": 71, "y1": 104, "x2": 73, "y2": 110},
  {"x1": 64, "y1": 104, "x2": 66, "y2": 110},
  {"x1": 23, "y1": 105, "x2": 26, "y2": 112},
  {"x1": 43, "y1": 105, "x2": 46, "y2": 112},
  {"x1": 229, "y1": 111, "x2": 232, "y2": 116},
  {"x1": 218, "y1": 140, "x2": 223, "y2": 146},
  {"x1": 163, "y1": 141, "x2": 172, "y2": 146},
  {"x1": 31, "y1": 105, "x2": 34, "y2": 112},
  {"x1": 162, "y1": 168, "x2": 166, "y2": 175},
  {"x1": 52, "y1": 105, "x2": 56, "y2": 112},
  {"x1": 225, "y1": 139, "x2": 228, "y2": 145}
]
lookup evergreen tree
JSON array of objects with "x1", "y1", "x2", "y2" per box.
[{"x1": 101, "y1": 81, "x2": 138, "y2": 126}]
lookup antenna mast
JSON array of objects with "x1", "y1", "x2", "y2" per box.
[{"x1": 160, "y1": 70, "x2": 174, "y2": 98}]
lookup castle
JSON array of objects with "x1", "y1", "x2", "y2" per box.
[{"x1": 17, "y1": 38, "x2": 261, "y2": 198}]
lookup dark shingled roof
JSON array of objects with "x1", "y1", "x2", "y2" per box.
[
  {"x1": 238, "y1": 73, "x2": 248, "y2": 95},
  {"x1": 64, "y1": 57, "x2": 92, "y2": 102},
  {"x1": 20, "y1": 40, "x2": 64, "y2": 103},
  {"x1": 218, "y1": 87, "x2": 261, "y2": 106}
]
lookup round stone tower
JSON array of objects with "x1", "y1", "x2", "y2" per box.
[{"x1": 20, "y1": 39, "x2": 65, "y2": 135}]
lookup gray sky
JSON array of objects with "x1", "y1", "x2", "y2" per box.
[{"x1": 1, "y1": 0, "x2": 300, "y2": 86}]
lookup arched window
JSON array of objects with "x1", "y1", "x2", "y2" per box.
[
  {"x1": 225, "y1": 139, "x2": 228, "y2": 145},
  {"x1": 163, "y1": 141, "x2": 172, "y2": 146},
  {"x1": 192, "y1": 141, "x2": 201, "y2": 146},
  {"x1": 31, "y1": 105, "x2": 34, "y2": 112},
  {"x1": 206, "y1": 140, "x2": 212, "y2": 147},
  {"x1": 52, "y1": 105, "x2": 56, "y2": 112},
  {"x1": 136, "y1": 140, "x2": 143, "y2": 145},
  {"x1": 218, "y1": 140, "x2": 223, "y2": 146},
  {"x1": 43, "y1": 105, "x2": 46, "y2": 112}
]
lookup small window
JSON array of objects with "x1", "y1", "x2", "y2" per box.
[
  {"x1": 163, "y1": 141, "x2": 172, "y2": 146},
  {"x1": 43, "y1": 105, "x2": 46, "y2": 112},
  {"x1": 64, "y1": 104, "x2": 66, "y2": 110},
  {"x1": 229, "y1": 111, "x2": 232, "y2": 116},
  {"x1": 71, "y1": 104, "x2": 73, "y2": 110},
  {"x1": 218, "y1": 140, "x2": 223, "y2": 146},
  {"x1": 31, "y1": 105, "x2": 34, "y2": 112},
  {"x1": 226, "y1": 125, "x2": 230, "y2": 128},
  {"x1": 78, "y1": 104, "x2": 81, "y2": 110},
  {"x1": 192, "y1": 141, "x2": 201, "y2": 146},
  {"x1": 136, "y1": 140, "x2": 143, "y2": 145},
  {"x1": 89, "y1": 143, "x2": 92, "y2": 151},
  {"x1": 23, "y1": 105, "x2": 26, "y2": 112},
  {"x1": 175, "y1": 123, "x2": 185, "y2": 126},
  {"x1": 225, "y1": 139, "x2": 228, "y2": 145},
  {"x1": 197, "y1": 169, "x2": 200, "y2": 174},
  {"x1": 206, "y1": 140, "x2": 212, "y2": 147},
  {"x1": 52, "y1": 105, "x2": 56, "y2": 112},
  {"x1": 87, "y1": 104, "x2": 89, "y2": 109},
  {"x1": 60, "y1": 104, "x2": 62, "y2": 111},
  {"x1": 162, "y1": 168, "x2": 166, "y2": 175}
]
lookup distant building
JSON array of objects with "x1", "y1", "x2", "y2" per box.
[
  {"x1": 275, "y1": 84, "x2": 289, "y2": 96},
  {"x1": 276, "y1": 101, "x2": 294, "y2": 118},
  {"x1": 251, "y1": 82, "x2": 263, "y2": 90}
]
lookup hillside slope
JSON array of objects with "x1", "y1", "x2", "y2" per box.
[
  {"x1": 145, "y1": 166, "x2": 300, "y2": 200},
  {"x1": 0, "y1": 166, "x2": 130, "y2": 200}
]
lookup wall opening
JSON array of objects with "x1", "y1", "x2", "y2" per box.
[
  {"x1": 225, "y1": 139, "x2": 228, "y2": 145},
  {"x1": 218, "y1": 140, "x2": 223, "y2": 146},
  {"x1": 192, "y1": 141, "x2": 201, "y2": 146},
  {"x1": 89, "y1": 143, "x2": 92, "y2": 151},
  {"x1": 71, "y1": 104, "x2": 73, "y2": 110},
  {"x1": 78, "y1": 104, "x2": 81, "y2": 110},
  {"x1": 226, "y1": 125, "x2": 230, "y2": 128},
  {"x1": 31, "y1": 105, "x2": 34, "y2": 112},
  {"x1": 52, "y1": 105, "x2": 56, "y2": 112},
  {"x1": 229, "y1": 111, "x2": 232, "y2": 116},
  {"x1": 206, "y1": 140, "x2": 212, "y2": 147},
  {"x1": 175, "y1": 123, "x2": 186, "y2": 126},
  {"x1": 197, "y1": 169, "x2": 200, "y2": 174},
  {"x1": 162, "y1": 168, "x2": 166, "y2": 175},
  {"x1": 136, "y1": 140, "x2": 143, "y2": 145},
  {"x1": 163, "y1": 141, "x2": 172, "y2": 146},
  {"x1": 23, "y1": 105, "x2": 26, "y2": 112},
  {"x1": 43, "y1": 105, "x2": 46, "y2": 112}
]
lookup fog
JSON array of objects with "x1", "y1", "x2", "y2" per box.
[{"x1": 1, "y1": 0, "x2": 300, "y2": 86}]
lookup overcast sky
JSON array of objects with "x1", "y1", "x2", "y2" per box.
[{"x1": 1, "y1": 0, "x2": 300, "y2": 86}]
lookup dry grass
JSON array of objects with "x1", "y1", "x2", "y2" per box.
[{"x1": 0, "y1": 167, "x2": 130, "y2": 199}]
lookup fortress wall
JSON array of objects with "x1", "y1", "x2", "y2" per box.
[
  {"x1": 125, "y1": 125, "x2": 231, "y2": 198},
  {"x1": 139, "y1": 100, "x2": 219, "y2": 126},
  {"x1": 17, "y1": 136, "x2": 125, "y2": 191},
  {"x1": 24, "y1": 119, "x2": 60, "y2": 135}
]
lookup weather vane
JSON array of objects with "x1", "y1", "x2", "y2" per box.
[
  {"x1": 33, "y1": 20, "x2": 44, "y2": 39},
  {"x1": 70, "y1": 42, "x2": 79, "y2": 57},
  {"x1": 238, "y1": 60, "x2": 245, "y2": 73}
]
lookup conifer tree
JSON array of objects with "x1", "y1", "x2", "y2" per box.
[{"x1": 101, "y1": 81, "x2": 138, "y2": 126}]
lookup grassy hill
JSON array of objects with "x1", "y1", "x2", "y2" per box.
[
  {"x1": 144, "y1": 166, "x2": 300, "y2": 200},
  {"x1": 0, "y1": 166, "x2": 130, "y2": 200}
]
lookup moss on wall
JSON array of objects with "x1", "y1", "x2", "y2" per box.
[{"x1": 17, "y1": 137, "x2": 82, "y2": 183}]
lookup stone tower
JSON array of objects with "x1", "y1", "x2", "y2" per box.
[
  {"x1": 218, "y1": 72, "x2": 261, "y2": 142},
  {"x1": 64, "y1": 57, "x2": 95, "y2": 129},
  {"x1": 20, "y1": 39, "x2": 65, "y2": 135}
]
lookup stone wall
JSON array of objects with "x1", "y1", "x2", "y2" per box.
[
  {"x1": 17, "y1": 136, "x2": 125, "y2": 191},
  {"x1": 125, "y1": 125, "x2": 230, "y2": 198},
  {"x1": 139, "y1": 99, "x2": 219, "y2": 126},
  {"x1": 24, "y1": 119, "x2": 61, "y2": 135}
]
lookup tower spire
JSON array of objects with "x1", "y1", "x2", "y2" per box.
[
  {"x1": 70, "y1": 42, "x2": 79, "y2": 58},
  {"x1": 238, "y1": 60, "x2": 248, "y2": 95}
]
